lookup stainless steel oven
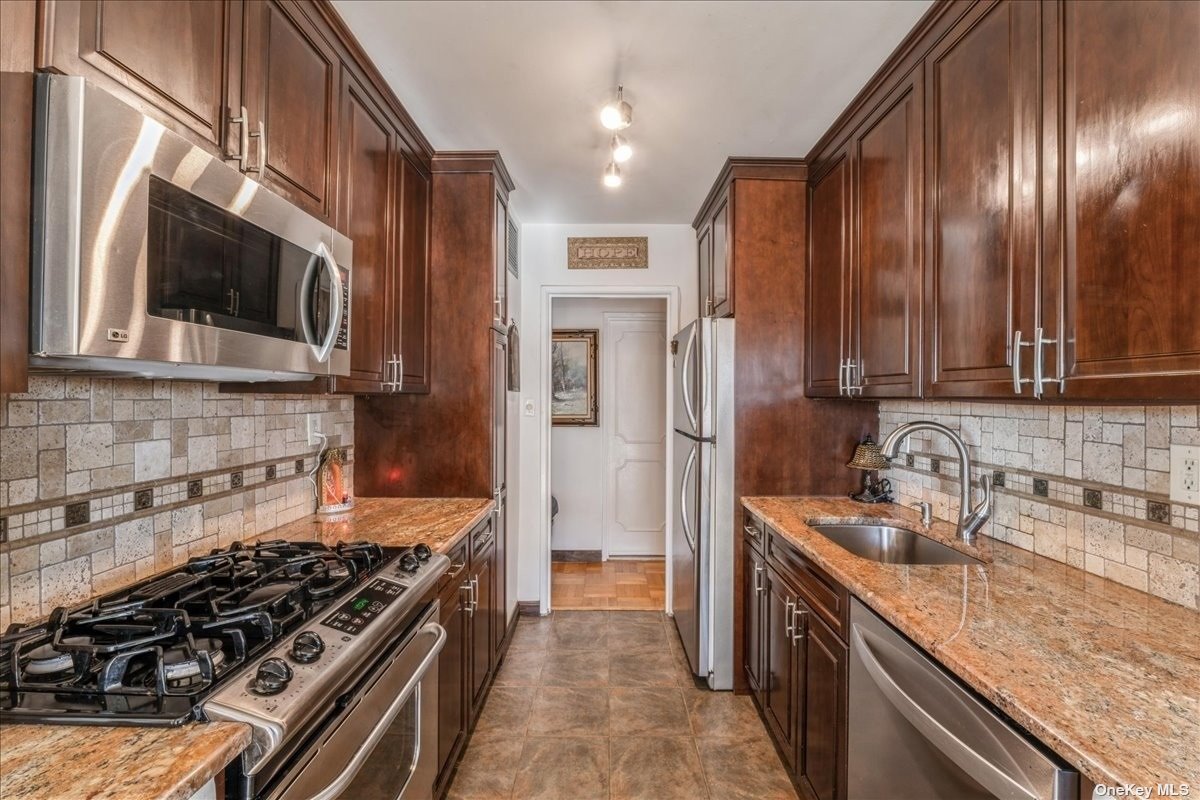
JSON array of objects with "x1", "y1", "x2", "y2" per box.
[
  {"x1": 31, "y1": 74, "x2": 351, "y2": 382},
  {"x1": 265, "y1": 602, "x2": 444, "y2": 800}
]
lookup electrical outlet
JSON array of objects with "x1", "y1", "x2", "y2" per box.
[
  {"x1": 1170, "y1": 444, "x2": 1200, "y2": 505},
  {"x1": 306, "y1": 414, "x2": 322, "y2": 446}
]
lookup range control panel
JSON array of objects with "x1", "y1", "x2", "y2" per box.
[{"x1": 321, "y1": 577, "x2": 405, "y2": 636}]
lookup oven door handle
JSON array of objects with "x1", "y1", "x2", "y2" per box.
[
  {"x1": 306, "y1": 622, "x2": 445, "y2": 800},
  {"x1": 312, "y1": 241, "x2": 344, "y2": 365}
]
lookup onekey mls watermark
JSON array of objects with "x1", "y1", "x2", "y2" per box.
[{"x1": 1094, "y1": 785, "x2": 1191, "y2": 798}]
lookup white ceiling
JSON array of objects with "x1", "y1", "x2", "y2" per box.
[{"x1": 332, "y1": 0, "x2": 933, "y2": 224}]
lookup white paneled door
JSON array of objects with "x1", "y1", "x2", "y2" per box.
[{"x1": 602, "y1": 312, "x2": 667, "y2": 557}]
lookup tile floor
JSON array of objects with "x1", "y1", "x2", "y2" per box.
[
  {"x1": 447, "y1": 610, "x2": 798, "y2": 800},
  {"x1": 550, "y1": 560, "x2": 666, "y2": 610}
]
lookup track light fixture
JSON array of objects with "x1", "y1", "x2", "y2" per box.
[
  {"x1": 611, "y1": 134, "x2": 632, "y2": 163},
  {"x1": 603, "y1": 161, "x2": 623, "y2": 188},
  {"x1": 600, "y1": 85, "x2": 633, "y2": 130}
]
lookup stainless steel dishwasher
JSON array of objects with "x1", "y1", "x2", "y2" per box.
[{"x1": 848, "y1": 599, "x2": 1079, "y2": 800}]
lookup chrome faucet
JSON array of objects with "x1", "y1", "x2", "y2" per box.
[{"x1": 879, "y1": 421, "x2": 992, "y2": 543}]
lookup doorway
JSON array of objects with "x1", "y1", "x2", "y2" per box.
[{"x1": 543, "y1": 290, "x2": 677, "y2": 611}]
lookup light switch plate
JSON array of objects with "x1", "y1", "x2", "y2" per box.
[{"x1": 1170, "y1": 444, "x2": 1200, "y2": 505}]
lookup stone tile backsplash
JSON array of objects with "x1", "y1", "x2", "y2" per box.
[
  {"x1": 0, "y1": 376, "x2": 354, "y2": 628},
  {"x1": 880, "y1": 401, "x2": 1200, "y2": 609}
]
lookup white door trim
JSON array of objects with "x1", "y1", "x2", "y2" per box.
[
  {"x1": 539, "y1": 285, "x2": 680, "y2": 616},
  {"x1": 600, "y1": 310, "x2": 667, "y2": 560}
]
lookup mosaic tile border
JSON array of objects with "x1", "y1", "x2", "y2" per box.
[
  {"x1": 899, "y1": 449, "x2": 1200, "y2": 537},
  {"x1": 0, "y1": 448, "x2": 353, "y2": 549}
]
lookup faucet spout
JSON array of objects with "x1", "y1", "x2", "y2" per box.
[{"x1": 879, "y1": 421, "x2": 991, "y2": 542}]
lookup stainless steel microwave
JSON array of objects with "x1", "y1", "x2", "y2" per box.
[{"x1": 30, "y1": 74, "x2": 352, "y2": 382}]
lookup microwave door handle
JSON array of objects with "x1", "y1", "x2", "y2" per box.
[
  {"x1": 313, "y1": 241, "x2": 343, "y2": 364},
  {"x1": 850, "y1": 624, "x2": 1039, "y2": 800},
  {"x1": 307, "y1": 622, "x2": 446, "y2": 800}
]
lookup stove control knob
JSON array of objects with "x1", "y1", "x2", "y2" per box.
[
  {"x1": 291, "y1": 631, "x2": 325, "y2": 664},
  {"x1": 253, "y1": 657, "x2": 293, "y2": 695},
  {"x1": 399, "y1": 553, "x2": 421, "y2": 573},
  {"x1": 413, "y1": 543, "x2": 433, "y2": 562}
]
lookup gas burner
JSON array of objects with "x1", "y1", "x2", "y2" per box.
[{"x1": 0, "y1": 538, "x2": 402, "y2": 725}]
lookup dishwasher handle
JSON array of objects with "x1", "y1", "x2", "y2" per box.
[{"x1": 851, "y1": 622, "x2": 1040, "y2": 800}]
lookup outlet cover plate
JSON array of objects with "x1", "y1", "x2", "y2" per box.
[{"x1": 1170, "y1": 444, "x2": 1200, "y2": 505}]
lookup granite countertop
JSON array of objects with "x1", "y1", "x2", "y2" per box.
[
  {"x1": 742, "y1": 496, "x2": 1200, "y2": 790},
  {"x1": 0, "y1": 722, "x2": 251, "y2": 800},
  {"x1": 0, "y1": 497, "x2": 492, "y2": 800},
  {"x1": 259, "y1": 496, "x2": 495, "y2": 554}
]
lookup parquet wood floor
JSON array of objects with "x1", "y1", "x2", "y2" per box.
[{"x1": 551, "y1": 559, "x2": 666, "y2": 610}]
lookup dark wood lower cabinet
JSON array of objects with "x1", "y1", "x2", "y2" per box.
[
  {"x1": 434, "y1": 517, "x2": 508, "y2": 798},
  {"x1": 745, "y1": 509, "x2": 849, "y2": 800}
]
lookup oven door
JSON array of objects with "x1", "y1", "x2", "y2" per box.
[
  {"x1": 268, "y1": 609, "x2": 445, "y2": 800},
  {"x1": 32, "y1": 74, "x2": 351, "y2": 381}
]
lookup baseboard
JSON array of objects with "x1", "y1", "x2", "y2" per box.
[
  {"x1": 516, "y1": 600, "x2": 542, "y2": 616},
  {"x1": 551, "y1": 549, "x2": 601, "y2": 562}
]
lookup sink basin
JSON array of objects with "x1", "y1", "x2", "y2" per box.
[{"x1": 808, "y1": 523, "x2": 981, "y2": 566}]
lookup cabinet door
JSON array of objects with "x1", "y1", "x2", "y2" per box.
[
  {"x1": 925, "y1": 0, "x2": 1042, "y2": 399},
  {"x1": 742, "y1": 540, "x2": 766, "y2": 696},
  {"x1": 242, "y1": 0, "x2": 339, "y2": 221},
  {"x1": 470, "y1": 542, "x2": 495, "y2": 712},
  {"x1": 337, "y1": 67, "x2": 395, "y2": 391},
  {"x1": 851, "y1": 69, "x2": 924, "y2": 397},
  {"x1": 436, "y1": 578, "x2": 469, "y2": 783},
  {"x1": 697, "y1": 222, "x2": 713, "y2": 317},
  {"x1": 762, "y1": 566, "x2": 800, "y2": 769},
  {"x1": 491, "y1": 330, "x2": 508, "y2": 649},
  {"x1": 797, "y1": 607, "x2": 847, "y2": 800},
  {"x1": 711, "y1": 197, "x2": 733, "y2": 317},
  {"x1": 398, "y1": 155, "x2": 432, "y2": 393},
  {"x1": 41, "y1": 0, "x2": 238, "y2": 152},
  {"x1": 1049, "y1": 0, "x2": 1200, "y2": 401},
  {"x1": 493, "y1": 192, "x2": 508, "y2": 327},
  {"x1": 806, "y1": 153, "x2": 852, "y2": 397}
]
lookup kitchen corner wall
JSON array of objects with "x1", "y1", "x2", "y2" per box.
[
  {"x1": 0, "y1": 377, "x2": 354, "y2": 628},
  {"x1": 879, "y1": 400, "x2": 1200, "y2": 609}
]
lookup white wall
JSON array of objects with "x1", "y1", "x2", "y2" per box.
[
  {"x1": 515, "y1": 224, "x2": 698, "y2": 606},
  {"x1": 504, "y1": 216, "x2": 522, "y2": 623},
  {"x1": 550, "y1": 297, "x2": 666, "y2": 553}
]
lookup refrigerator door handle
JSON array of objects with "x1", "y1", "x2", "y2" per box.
[
  {"x1": 679, "y1": 442, "x2": 697, "y2": 551},
  {"x1": 680, "y1": 327, "x2": 698, "y2": 433}
]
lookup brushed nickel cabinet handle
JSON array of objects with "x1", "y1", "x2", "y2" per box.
[
  {"x1": 1012, "y1": 330, "x2": 1037, "y2": 396},
  {"x1": 1035, "y1": 327, "x2": 1064, "y2": 395},
  {"x1": 792, "y1": 607, "x2": 808, "y2": 645}
]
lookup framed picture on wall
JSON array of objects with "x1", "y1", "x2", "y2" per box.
[{"x1": 551, "y1": 329, "x2": 598, "y2": 426}]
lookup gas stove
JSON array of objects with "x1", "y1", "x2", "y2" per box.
[{"x1": 0, "y1": 538, "x2": 437, "y2": 727}]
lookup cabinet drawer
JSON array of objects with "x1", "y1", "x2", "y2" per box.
[
  {"x1": 767, "y1": 531, "x2": 848, "y2": 640},
  {"x1": 438, "y1": 538, "x2": 469, "y2": 597},
  {"x1": 470, "y1": 518, "x2": 496, "y2": 563},
  {"x1": 742, "y1": 509, "x2": 766, "y2": 554}
]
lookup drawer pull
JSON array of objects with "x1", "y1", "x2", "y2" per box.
[{"x1": 743, "y1": 523, "x2": 760, "y2": 540}]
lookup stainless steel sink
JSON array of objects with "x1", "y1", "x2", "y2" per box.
[{"x1": 808, "y1": 523, "x2": 981, "y2": 566}]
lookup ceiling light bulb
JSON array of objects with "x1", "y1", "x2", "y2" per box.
[
  {"x1": 611, "y1": 134, "x2": 633, "y2": 163},
  {"x1": 603, "y1": 161, "x2": 622, "y2": 188},
  {"x1": 600, "y1": 85, "x2": 633, "y2": 130}
]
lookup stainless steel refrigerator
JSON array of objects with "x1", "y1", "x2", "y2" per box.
[{"x1": 670, "y1": 317, "x2": 735, "y2": 690}]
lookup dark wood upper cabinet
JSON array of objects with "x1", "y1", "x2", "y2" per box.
[
  {"x1": 492, "y1": 192, "x2": 508, "y2": 328},
  {"x1": 337, "y1": 67, "x2": 395, "y2": 390},
  {"x1": 1, "y1": 0, "x2": 35, "y2": 395},
  {"x1": 40, "y1": 0, "x2": 239, "y2": 153},
  {"x1": 1048, "y1": 0, "x2": 1200, "y2": 400},
  {"x1": 398, "y1": 155, "x2": 432, "y2": 393},
  {"x1": 710, "y1": 197, "x2": 732, "y2": 317},
  {"x1": 697, "y1": 222, "x2": 713, "y2": 317},
  {"x1": 242, "y1": 0, "x2": 339, "y2": 221},
  {"x1": 851, "y1": 68, "x2": 923, "y2": 398},
  {"x1": 924, "y1": 0, "x2": 1042, "y2": 398},
  {"x1": 805, "y1": 152, "x2": 852, "y2": 397}
]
